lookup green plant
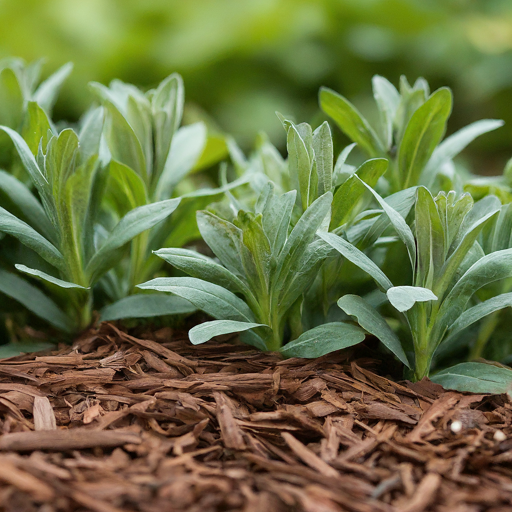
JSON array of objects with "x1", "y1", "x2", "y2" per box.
[
  {"x1": 90, "y1": 74, "x2": 246, "y2": 317},
  {"x1": 320, "y1": 76, "x2": 503, "y2": 194},
  {"x1": 0, "y1": 103, "x2": 180, "y2": 332},
  {"x1": 139, "y1": 185, "x2": 376, "y2": 356},
  {"x1": 320, "y1": 182, "x2": 512, "y2": 380}
]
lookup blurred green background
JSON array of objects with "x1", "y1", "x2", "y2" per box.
[{"x1": 2, "y1": 0, "x2": 512, "y2": 171}]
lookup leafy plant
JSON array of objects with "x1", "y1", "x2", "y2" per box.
[
  {"x1": 139, "y1": 185, "x2": 375, "y2": 356},
  {"x1": 0, "y1": 104, "x2": 180, "y2": 332},
  {"x1": 320, "y1": 182, "x2": 512, "y2": 380},
  {"x1": 90, "y1": 74, "x2": 246, "y2": 316},
  {"x1": 320, "y1": 76, "x2": 503, "y2": 194}
]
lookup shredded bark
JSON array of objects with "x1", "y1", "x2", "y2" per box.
[{"x1": 0, "y1": 322, "x2": 511, "y2": 511}]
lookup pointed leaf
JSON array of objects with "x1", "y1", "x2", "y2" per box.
[
  {"x1": 34, "y1": 62, "x2": 73, "y2": 113},
  {"x1": 338, "y1": 294, "x2": 409, "y2": 366},
  {"x1": 15, "y1": 264, "x2": 87, "y2": 289},
  {"x1": 280, "y1": 322, "x2": 365, "y2": 358},
  {"x1": 189, "y1": 320, "x2": 268, "y2": 345}
]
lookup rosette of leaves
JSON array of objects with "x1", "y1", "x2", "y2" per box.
[
  {"x1": 0, "y1": 103, "x2": 180, "y2": 333},
  {"x1": 90, "y1": 74, "x2": 245, "y2": 321},
  {"x1": 319, "y1": 182, "x2": 512, "y2": 381},
  {"x1": 0, "y1": 58, "x2": 72, "y2": 175},
  {"x1": 320, "y1": 76, "x2": 503, "y2": 194},
  {"x1": 138, "y1": 185, "x2": 372, "y2": 357}
]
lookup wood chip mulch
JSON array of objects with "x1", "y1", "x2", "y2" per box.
[{"x1": 0, "y1": 323, "x2": 511, "y2": 512}]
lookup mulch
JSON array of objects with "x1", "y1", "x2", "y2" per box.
[{"x1": 0, "y1": 323, "x2": 511, "y2": 512}]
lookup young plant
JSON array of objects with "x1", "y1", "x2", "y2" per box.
[
  {"x1": 90, "y1": 74, "x2": 245, "y2": 317},
  {"x1": 0, "y1": 104, "x2": 180, "y2": 332},
  {"x1": 138, "y1": 185, "x2": 377, "y2": 357},
  {"x1": 320, "y1": 182, "x2": 512, "y2": 380},
  {"x1": 320, "y1": 76, "x2": 503, "y2": 194}
]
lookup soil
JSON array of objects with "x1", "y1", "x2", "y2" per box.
[{"x1": 0, "y1": 322, "x2": 511, "y2": 512}]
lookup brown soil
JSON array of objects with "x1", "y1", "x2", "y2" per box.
[{"x1": 0, "y1": 322, "x2": 511, "y2": 512}]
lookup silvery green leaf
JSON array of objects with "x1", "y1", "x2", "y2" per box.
[
  {"x1": 422, "y1": 119, "x2": 504, "y2": 186},
  {"x1": 445, "y1": 292, "x2": 512, "y2": 343},
  {"x1": 0, "y1": 125, "x2": 48, "y2": 193},
  {"x1": 86, "y1": 198, "x2": 180, "y2": 283},
  {"x1": 108, "y1": 160, "x2": 148, "y2": 211},
  {"x1": 155, "y1": 122, "x2": 207, "y2": 200},
  {"x1": 372, "y1": 75, "x2": 400, "y2": 150},
  {"x1": 100, "y1": 294, "x2": 196, "y2": 322},
  {"x1": 280, "y1": 322, "x2": 366, "y2": 358},
  {"x1": 313, "y1": 121, "x2": 333, "y2": 196},
  {"x1": 0, "y1": 68, "x2": 23, "y2": 129},
  {"x1": 0, "y1": 207, "x2": 64, "y2": 271},
  {"x1": 154, "y1": 248, "x2": 252, "y2": 298},
  {"x1": 398, "y1": 87, "x2": 452, "y2": 188},
  {"x1": 196, "y1": 211, "x2": 244, "y2": 277},
  {"x1": 0, "y1": 269, "x2": 73, "y2": 332},
  {"x1": 333, "y1": 143, "x2": 356, "y2": 186},
  {"x1": 78, "y1": 106, "x2": 104, "y2": 164},
  {"x1": 102, "y1": 99, "x2": 147, "y2": 178},
  {"x1": 273, "y1": 192, "x2": 332, "y2": 294},
  {"x1": 415, "y1": 187, "x2": 444, "y2": 288},
  {"x1": 22, "y1": 101, "x2": 54, "y2": 155},
  {"x1": 357, "y1": 178, "x2": 416, "y2": 267},
  {"x1": 431, "y1": 362, "x2": 512, "y2": 394},
  {"x1": 338, "y1": 294, "x2": 409, "y2": 367},
  {"x1": 318, "y1": 231, "x2": 393, "y2": 291},
  {"x1": 320, "y1": 87, "x2": 384, "y2": 157},
  {"x1": 287, "y1": 123, "x2": 313, "y2": 211},
  {"x1": 330, "y1": 158, "x2": 388, "y2": 230},
  {"x1": 189, "y1": 320, "x2": 269, "y2": 345},
  {"x1": 386, "y1": 286, "x2": 437, "y2": 313},
  {"x1": 15, "y1": 264, "x2": 88, "y2": 289},
  {"x1": 138, "y1": 277, "x2": 255, "y2": 322},
  {"x1": 261, "y1": 190, "x2": 296, "y2": 256},
  {"x1": 436, "y1": 248, "x2": 512, "y2": 340},
  {"x1": 0, "y1": 170, "x2": 54, "y2": 241},
  {"x1": 33, "y1": 62, "x2": 73, "y2": 113}
]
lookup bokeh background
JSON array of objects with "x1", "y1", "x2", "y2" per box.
[{"x1": 2, "y1": 0, "x2": 512, "y2": 171}]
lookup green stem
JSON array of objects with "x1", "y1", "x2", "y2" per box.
[
  {"x1": 470, "y1": 311, "x2": 500, "y2": 361},
  {"x1": 412, "y1": 303, "x2": 432, "y2": 381}
]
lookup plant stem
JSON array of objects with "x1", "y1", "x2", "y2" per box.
[{"x1": 470, "y1": 311, "x2": 500, "y2": 361}]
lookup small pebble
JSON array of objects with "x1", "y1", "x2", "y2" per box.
[
  {"x1": 450, "y1": 420, "x2": 462, "y2": 433},
  {"x1": 494, "y1": 430, "x2": 507, "y2": 442}
]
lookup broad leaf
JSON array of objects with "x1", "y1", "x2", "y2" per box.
[
  {"x1": 398, "y1": 87, "x2": 452, "y2": 189},
  {"x1": 100, "y1": 294, "x2": 196, "y2": 321},
  {"x1": 372, "y1": 75, "x2": 400, "y2": 150},
  {"x1": 320, "y1": 87, "x2": 383, "y2": 157},
  {"x1": 386, "y1": 286, "x2": 438, "y2": 313},
  {"x1": 432, "y1": 362, "x2": 512, "y2": 394},
  {"x1": 138, "y1": 277, "x2": 255, "y2": 322},
  {"x1": 313, "y1": 121, "x2": 333, "y2": 196},
  {"x1": 280, "y1": 322, "x2": 366, "y2": 358},
  {"x1": 189, "y1": 320, "x2": 268, "y2": 345}
]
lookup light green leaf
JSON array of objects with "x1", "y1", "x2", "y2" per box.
[
  {"x1": 86, "y1": 198, "x2": 180, "y2": 283},
  {"x1": 386, "y1": 286, "x2": 437, "y2": 313},
  {"x1": 357, "y1": 177, "x2": 416, "y2": 266},
  {"x1": 280, "y1": 322, "x2": 366, "y2": 358},
  {"x1": 137, "y1": 277, "x2": 255, "y2": 322},
  {"x1": 287, "y1": 123, "x2": 313, "y2": 211},
  {"x1": 432, "y1": 362, "x2": 512, "y2": 394},
  {"x1": 372, "y1": 75, "x2": 400, "y2": 150},
  {"x1": 318, "y1": 231, "x2": 393, "y2": 291},
  {"x1": 33, "y1": 62, "x2": 73, "y2": 113},
  {"x1": 423, "y1": 119, "x2": 504, "y2": 184},
  {"x1": 320, "y1": 87, "x2": 384, "y2": 157},
  {"x1": 0, "y1": 68, "x2": 23, "y2": 129},
  {"x1": 189, "y1": 320, "x2": 268, "y2": 345},
  {"x1": 15, "y1": 264, "x2": 87, "y2": 289},
  {"x1": 0, "y1": 207, "x2": 64, "y2": 270},
  {"x1": 100, "y1": 294, "x2": 196, "y2": 322},
  {"x1": 155, "y1": 122, "x2": 207, "y2": 200},
  {"x1": 338, "y1": 294, "x2": 409, "y2": 367},
  {"x1": 108, "y1": 160, "x2": 148, "y2": 211},
  {"x1": 0, "y1": 269, "x2": 73, "y2": 332},
  {"x1": 313, "y1": 121, "x2": 333, "y2": 196},
  {"x1": 330, "y1": 158, "x2": 388, "y2": 230},
  {"x1": 398, "y1": 87, "x2": 452, "y2": 189}
]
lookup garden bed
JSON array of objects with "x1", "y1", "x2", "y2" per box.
[{"x1": 0, "y1": 323, "x2": 511, "y2": 512}]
